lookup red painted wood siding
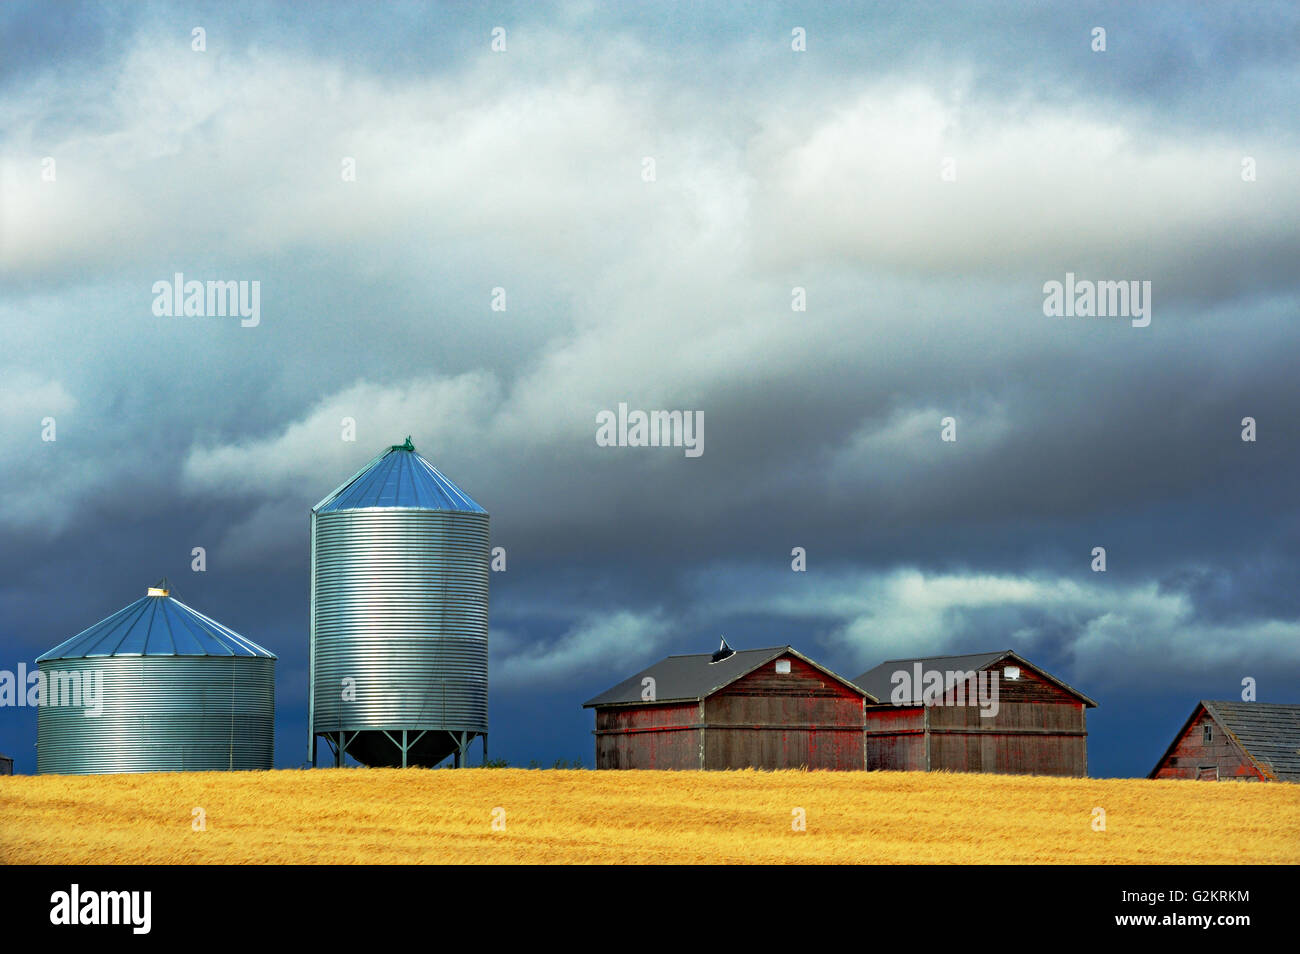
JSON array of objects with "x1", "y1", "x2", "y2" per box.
[
  {"x1": 591, "y1": 653, "x2": 865, "y2": 770},
  {"x1": 1151, "y1": 708, "x2": 1264, "y2": 781},
  {"x1": 703, "y1": 654, "x2": 864, "y2": 770},
  {"x1": 864, "y1": 706, "x2": 926, "y2": 771},
  {"x1": 863, "y1": 663, "x2": 1089, "y2": 776},
  {"x1": 594, "y1": 702, "x2": 700, "y2": 770}
]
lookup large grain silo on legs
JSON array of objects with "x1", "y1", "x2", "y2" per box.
[
  {"x1": 309, "y1": 438, "x2": 489, "y2": 768},
  {"x1": 36, "y1": 580, "x2": 276, "y2": 774}
]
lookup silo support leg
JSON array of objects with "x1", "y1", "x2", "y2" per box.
[{"x1": 450, "y1": 731, "x2": 472, "y2": 768}]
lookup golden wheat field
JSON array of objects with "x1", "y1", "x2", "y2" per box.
[{"x1": 1, "y1": 768, "x2": 1297, "y2": 864}]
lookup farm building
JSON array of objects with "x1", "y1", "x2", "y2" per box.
[
  {"x1": 1149, "y1": 700, "x2": 1300, "y2": 782},
  {"x1": 854, "y1": 650, "x2": 1096, "y2": 777},
  {"x1": 0, "y1": 752, "x2": 12, "y2": 775},
  {"x1": 583, "y1": 642, "x2": 869, "y2": 770}
]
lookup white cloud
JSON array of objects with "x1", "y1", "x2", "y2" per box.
[
  {"x1": 491, "y1": 608, "x2": 671, "y2": 689},
  {"x1": 750, "y1": 86, "x2": 1300, "y2": 277},
  {"x1": 691, "y1": 566, "x2": 1300, "y2": 686},
  {"x1": 180, "y1": 371, "x2": 502, "y2": 499}
]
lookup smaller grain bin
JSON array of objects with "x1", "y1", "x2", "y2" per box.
[{"x1": 36, "y1": 580, "x2": 275, "y2": 774}]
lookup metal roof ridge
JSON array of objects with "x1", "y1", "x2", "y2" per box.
[
  {"x1": 105, "y1": 597, "x2": 153, "y2": 657},
  {"x1": 158, "y1": 594, "x2": 177, "y2": 656},
  {"x1": 868, "y1": 649, "x2": 1011, "y2": 666},
  {"x1": 665, "y1": 645, "x2": 790, "y2": 658},
  {"x1": 311, "y1": 447, "x2": 389, "y2": 512},
  {"x1": 170, "y1": 598, "x2": 233, "y2": 656},
  {"x1": 172, "y1": 597, "x2": 276, "y2": 658}
]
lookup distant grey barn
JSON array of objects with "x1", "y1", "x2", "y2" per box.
[
  {"x1": 584, "y1": 643, "x2": 869, "y2": 770},
  {"x1": 1149, "y1": 701, "x2": 1300, "y2": 782},
  {"x1": 0, "y1": 752, "x2": 12, "y2": 775},
  {"x1": 854, "y1": 650, "x2": 1097, "y2": 777}
]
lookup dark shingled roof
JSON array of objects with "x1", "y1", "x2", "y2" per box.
[
  {"x1": 1152, "y1": 701, "x2": 1300, "y2": 782},
  {"x1": 583, "y1": 646, "x2": 873, "y2": 707},
  {"x1": 852, "y1": 650, "x2": 1097, "y2": 707}
]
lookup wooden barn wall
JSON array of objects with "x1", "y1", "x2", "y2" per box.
[
  {"x1": 593, "y1": 702, "x2": 700, "y2": 770},
  {"x1": 863, "y1": 707, "x2": 926, "y2": 771},
  {"x1": 592, "y1": 656, "x2": 1095, "y2": 774},
  {"x1": 702, "y1": 655, "x2": 865, "y2": 770},
  {"x1": 928, "y1": 701, "x2": 1084, "y2": 731},
  {"x1": 1151, "y1": 709, "x2": 1264, "y2": 781},
  {"x1": 864, "y1": 661, "x2": 1091, "y2": 776},
  {"x1": 927, "y1": 720, "x2": 1087, "y2": 776},
  {"x1": 946, "y1": 664, "x2": 1079, "y2": 706}
]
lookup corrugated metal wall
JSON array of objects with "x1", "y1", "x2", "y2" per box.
[
  {"x1": 311, "y1": 508, "x2": 489, "y2": 765},
  {"x1": 37, "y1": 656, "x2": 274, "y2": 774}
]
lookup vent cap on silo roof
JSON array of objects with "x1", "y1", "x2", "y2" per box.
[
  {"x1": 36, "y1": 584, "x2": 276, "y2": 662},
  {"x1": 313, "y1": 438, "x2": 486, "y2": 514}
]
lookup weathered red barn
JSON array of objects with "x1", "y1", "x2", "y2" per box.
[
  {"x1": 853, "y1": 650, "x2": 1096, "y2": 777},
  {"x1": 583, "y1": 643, "x2": 869, "y2": 770},
  {"x1": 1148, "y1": 700, "x2": 1300, "y2": 782}
]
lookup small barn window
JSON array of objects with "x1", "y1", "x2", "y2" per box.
[
  {"x1": 774, "y1": 659, "x2": 791, "y2": 674},
  {"x1": 1203, "y1": 724, "x2": 1213, "y2": 744},
  {"x1": 1003, "y1": 666, "x2": 1020, "y2": 680}
]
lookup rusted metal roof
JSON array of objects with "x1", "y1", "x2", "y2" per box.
[
  {"x1": 852, "y1": 650, "x2": 1098, "y2": 707},
  {"x1": 584, "y1": 645, "x2": 874, "y2": 707}
]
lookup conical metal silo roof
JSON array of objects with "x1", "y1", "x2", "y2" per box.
[
  {"x1": 36, "y1": 581, "x2": 276, "y2": 661},
  {"x1": 313, "y1": 438, "x2": 485, "y2": 514}
]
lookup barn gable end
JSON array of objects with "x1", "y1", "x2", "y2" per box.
[
  {"x1": 585, "y1": 646, "x2": 869, "y2": 771},
  {"x1": 1149, "y1": 701, "x2": 1300, "y2": 782},
  {"x1": 857, "y1": 651, "x2": 1094, "y2": 777},
  {"x1": 704, "y1": 653, "x2": 866, "y2": 771}
]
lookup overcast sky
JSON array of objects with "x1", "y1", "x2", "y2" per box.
[{"x1": 2, "y1": 1, "x2": 1298, "y2": 776}]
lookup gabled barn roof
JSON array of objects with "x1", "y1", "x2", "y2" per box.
[
  {"x1": 1149, "y1": 701, "x2": 1300, "y2": 782},
  {"x1": 583, "y1": 646, "x2": 874, "y2": 707},
  {"x1": 852, "y1": 650, "x2": 1097, "y2": 707}
]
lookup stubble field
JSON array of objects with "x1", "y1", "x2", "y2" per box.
[{"x1": 2, "y1": 767, "x2": 1296, "y2": 864}]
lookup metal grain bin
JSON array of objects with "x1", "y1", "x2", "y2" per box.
[
  {"x1": 310, "y1": 438, "x2": 488, "y2": 768},
  {"x1": 36, "y1": 581, "x2": 275, "y2": 774}
]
